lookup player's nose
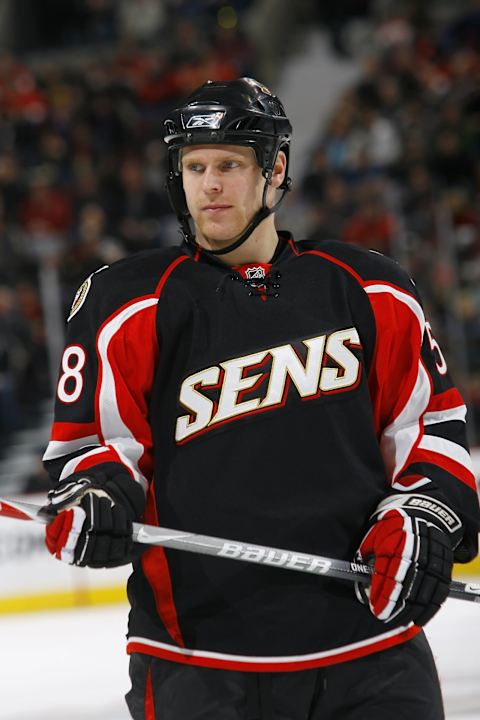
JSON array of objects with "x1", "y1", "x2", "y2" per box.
[{"x1": 202, "y1": 166, "x2": 222, "y2": 194}]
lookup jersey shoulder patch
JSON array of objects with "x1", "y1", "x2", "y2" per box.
[
  {"x1": 67, "y1": 247, "x2": 189, "y2": 324},
  {"x1": 68, "y1": 266, "x2": 109, "y2": 322}
]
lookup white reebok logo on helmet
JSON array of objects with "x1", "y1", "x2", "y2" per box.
[{"x1": 186, "y1": 112, "x2": 225, "y2": 129}]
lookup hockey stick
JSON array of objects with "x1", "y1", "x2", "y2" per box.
[{"x1": 1, "y1": 496, "x2": 479, "y2": 603}]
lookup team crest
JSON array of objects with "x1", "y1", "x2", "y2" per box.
[{"x1": 67, "y1": 265, "x2": 109, "y2": 322}]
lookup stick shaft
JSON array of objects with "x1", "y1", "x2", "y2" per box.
[{"x1": 1, "y1": 496, "x2": 479, "y2": 603}]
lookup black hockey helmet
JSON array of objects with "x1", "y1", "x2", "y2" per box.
[{"x1": 163, "y1": 77, "x2": 292, "y2": 254}]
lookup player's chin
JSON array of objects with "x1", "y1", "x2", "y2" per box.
[{"x1": 199, "y1": 220, "x2": 242, "y2": 245}]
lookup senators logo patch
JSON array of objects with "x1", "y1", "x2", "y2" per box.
[
  {"x1": 175, "y1": 328, "x2": 362, "y2": 443},
  {"x1": 68, "y1": 279, "x2": 91, "y2": 322},
  {"x1": 67, "y1": 266, "x2": 109, "y2": 322}
]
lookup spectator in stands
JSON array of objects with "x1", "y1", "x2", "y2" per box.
[
  {"x1": 18, "y1": 166, "x2": 72, "y2": 261},
  {"x1": 113, "y1": 156, "x2": 168, "y2": 252},
  {"x1": 0, "y1": 280, "x2": 49, "y2": 444},
  {"x1": 322, "y1": 108, "x2": 354, "y2": 173},
  {"x1": 429, "y1": 126, "x2": 475, "y2": 189},
  {"x1": 341, "y1": 180, "x2": 396, "y2": 253},
  {"x1": 0, "y1": 285, "x2": 25, "y2": 445},
  {"x1": 14, "y1": 279, "x2": 49, "y2": 413},
  {"x1": 116, "y1": 0, "x2": 166, "y2": 44},
  {"x1": 57, "y1": 202, "x2": 125, "y2": 315},
  {"x1": 307, "y1": 173, "x2": 354, "y2": 241},
  {"x1": 0, "y1": 55, "x2": 47, "y2": 125},
  {"x1": 300, "y1": 147, "x2": 329, "y2": 203}
]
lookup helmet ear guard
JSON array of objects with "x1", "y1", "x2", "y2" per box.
[
  {"x1": 166, "y1": 167, "x2": 189, "y2": 220},
  {"x1": 163, "y1": 77, "x2": 292, "y2": 253}
]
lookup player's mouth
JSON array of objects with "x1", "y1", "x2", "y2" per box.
[{"x1": 202, "y1": 204, "x2": 232, "y2": 214}]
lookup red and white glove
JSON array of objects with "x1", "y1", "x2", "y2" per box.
[
  {"x1": 44, "y1": 469, "x2": 145, "y2": 568},
  {"x1": 355, "y1": 494, "x2": 462, "y2": 627}
]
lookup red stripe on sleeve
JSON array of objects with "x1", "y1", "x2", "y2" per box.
[
  {"x1": 50, "y1": 421, "x2": 98, "y2": 441},
  {"x1": 367, "y1": 293, "x2": 423, "y2": 436},
  {"x1": 102, "y1": 304, "x2": 158, "y2": 480},
  {"x1": 427, "y1": 387, "x2": 465, "y2": 413},
  {"x1": 73, "y1": 446, "x2": 134, "y2": 477},
  {"x1": 413, "y1": 448, "x2": 477, "y2": 490},
  {"x1": 394, "y1": 473, "x2": 427, "y2": 488}
]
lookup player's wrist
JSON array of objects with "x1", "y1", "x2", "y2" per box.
[{"x1": 102, "y1": 471, "x2": 146, "y2": 523}]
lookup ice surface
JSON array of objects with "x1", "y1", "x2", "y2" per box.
[
  {"x1": 0, "y1": 595, "x2": 478, "y2": 719},
  {"x1": 0, "y1": 604, "x2": 130, "y2": 720}
]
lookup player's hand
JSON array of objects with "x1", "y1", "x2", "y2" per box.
[
  {"x1": 355, "y1": 494, "x2": 462, "y2": 627},
  {"x1": 44, "y1": 470, "x2": 145, "y2": 568}
]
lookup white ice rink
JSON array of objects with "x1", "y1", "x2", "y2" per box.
[{"x1": 0, "y1": 596, "x2": 479, "y2": 719}]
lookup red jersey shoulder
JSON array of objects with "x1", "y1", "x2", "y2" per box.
[
  {"x1": 298, "y1": 237, "x2": 418, "y2": 298},
  {"x1": 67, "y1": 247, "x2": 189, "y2": 327}
]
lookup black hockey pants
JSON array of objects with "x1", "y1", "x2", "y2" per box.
[{"x1": 125, "y1": 631, "x2": 444, "y2": 720}]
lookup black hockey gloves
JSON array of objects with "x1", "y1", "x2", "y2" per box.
[
  {"x1": 45, "y1": 468, "x2": 145, "y2": 568},
  {"x1": 355, "y1": 494, "x2": 463, "y2": 627}
]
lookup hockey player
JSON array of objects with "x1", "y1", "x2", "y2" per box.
[{"x1": 43, "y1": 78, "x2": 480, "y2": 719}]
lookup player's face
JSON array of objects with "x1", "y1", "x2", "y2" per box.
[{"x1": 181, "y1": 145, "x2": 265, "y2": 250}]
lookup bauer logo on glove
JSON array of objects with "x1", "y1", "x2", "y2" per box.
[{"x1": 355, "y1": 493, "x2": 463, "y2": 627}]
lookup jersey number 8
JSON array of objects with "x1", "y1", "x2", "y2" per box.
[{"x1": 57, "y1": 345, "x2": 86, "y2": 403}]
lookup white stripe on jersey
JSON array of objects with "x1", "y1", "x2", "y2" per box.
[
  {"x1": 97, "y1": 298, "x2": 158, "y2": 491},
  {"x1": 43, "y1": 435, "x2": 101, "y2": 461},
  {"x1": 127, "y1": 622, "x2": 414, "y2": 666},
  {"x1": 60, "y1": 506, "x2": 86, "y2": 564},
  {"x1": 418, "y1": 434, "x2": 474, "y2": 474},
  {"x1": 391, "y1": 476, "x2": 431, "y2": 491},
  {"x1": 380, "y1": 361, "x2": 431, "y2": 483},
  {"x1": 423, "y1": 405, "x2": 466, "y2": 425}
]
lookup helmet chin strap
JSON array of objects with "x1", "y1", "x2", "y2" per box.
[{"x1": 183, "y1": 178, "x2": 288, "y2": 257}]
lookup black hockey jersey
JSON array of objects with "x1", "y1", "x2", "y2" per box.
[{"x1": 43, "y1": 233, "x2": 480, "y2": 671}]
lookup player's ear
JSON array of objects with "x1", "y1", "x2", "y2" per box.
[{"x1": 270, "y1": 151, "x2": 286, "y2": 190}]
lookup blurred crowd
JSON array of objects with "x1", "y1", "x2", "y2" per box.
[
  {"x1": 296, "y1": 3, "x2": 480, "y2": 437},
  {"x1": 0, "y1": 0, "x2": 480, "y2": 457}
]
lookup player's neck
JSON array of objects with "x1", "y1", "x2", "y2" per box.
[{"x1": 198, "y1": 219, "x2": 279, "y2": 266}]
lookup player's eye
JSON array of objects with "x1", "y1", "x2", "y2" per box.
[
  {"x1": 222, "y1": 160, "x2": 240, "y2": 170},
  {"x1": 184, "y1": 162, "x2": 204, "y2": 172}
]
